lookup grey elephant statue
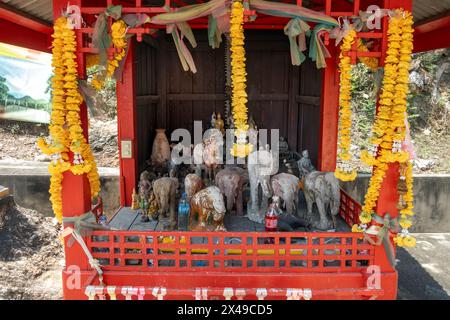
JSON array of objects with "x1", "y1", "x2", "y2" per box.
[
  {"x1": 302, "y1": 171, "x2": 340, "y2": 230},
  {"x1": 152, "y1": 176, "x2": 179, "y2": 230},
  {"x1": 247, "y1": 147, "x2": 278, "y2": 223},
  {"x1": 215, "y1": 166, "x2": 248, "y2": 215},
  {"x1": 271, "y1": 173, "x2": 300, "y2": 215}
]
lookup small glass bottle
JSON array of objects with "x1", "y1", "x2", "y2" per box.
[
  {"x1": 178, "y1": 192, "x2": 190, "y2": 231},
  {"x1": 99, "y1": 214, "x2": 107, "y2": 225}
]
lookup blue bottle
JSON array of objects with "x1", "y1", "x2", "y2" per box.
[{"x1": 178, "y1": 192, "x2": 190, "y2": 231}]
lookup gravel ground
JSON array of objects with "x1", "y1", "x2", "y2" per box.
[
  {"x1": 397, "y1": 233, "x2": 450, "y2": 300},
  {"x1": 0, "y1": 203, "x2": 63, "y2": 299}
]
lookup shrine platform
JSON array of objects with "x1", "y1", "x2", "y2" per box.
[{"x1": 108, "y1": 205, "x2": 351, "y2": 233}]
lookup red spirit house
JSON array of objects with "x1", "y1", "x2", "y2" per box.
[{"x1": 1, "y1": 0, "x2": 449, "y2": 300}]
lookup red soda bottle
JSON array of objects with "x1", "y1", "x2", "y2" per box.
[{"x1": 265, "y1": 203, "x2": 278, "y2": 232}]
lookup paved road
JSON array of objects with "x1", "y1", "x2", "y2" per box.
[{"x1": 397, "y1": 233, "x2": 450, "y2": 300}]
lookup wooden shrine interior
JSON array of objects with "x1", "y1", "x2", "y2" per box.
[{"x1": 134, "y1": 30, "x2": 323, "y2": 174}]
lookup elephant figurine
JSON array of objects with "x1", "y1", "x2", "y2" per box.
[
  {"x1": 303, "y1": 171, "x2": 340, "y2": 230},
  {"x1": 189, "y1": 186, "x2": 226, "y2": 231},
  {"x1": 184, "y1": 173, "x2": 204, "y2": 201},
  {"x1": 271, "y1": 173, "x2": 300, "y2": 215},
  {"x1": 215, "y1": 166, "x2": 248, "y2": 215},
  {"x1": 152, "y1": 176, "x2": 179, "y2": 230},
  {"x1": 247, "y1": 147, "x2": 278, "y2": 223}
]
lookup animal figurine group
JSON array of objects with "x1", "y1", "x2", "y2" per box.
[{"x1": 141, "y1": 126, "x2": 341, "y2": 232}]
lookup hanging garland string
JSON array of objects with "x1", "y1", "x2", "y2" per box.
[
  {"x1": 229, "y1": 1, "x2": 253, "y2": 158},
  {"x1": 334, "y1": 28, "x2": 357, "y2": 181},
  {"x1": 91, "y1": 19, "x2": 128, "y2": 90},
  {"x1": 352, "y1": 10, "x2": 416, "y2": 248},
  {"x1": 38, "y1": 16, "x2": 100, "y2": 222}
]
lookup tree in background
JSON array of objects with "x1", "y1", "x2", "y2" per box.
[{"x1": 0, "y1": 75, "x2": 9, "y2": 99}]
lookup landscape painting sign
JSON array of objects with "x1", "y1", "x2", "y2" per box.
[{"x1": 0, "y1": 42, "x2": 52, "y2": 123}]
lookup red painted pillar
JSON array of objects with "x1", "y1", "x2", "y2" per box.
[
  {"x1": 54, "y1": 0, "x2": 91, "y2": 273},
  {"x1": 375, "y1": 0, "x2": 413, "y2": 218},
  {"x1": 318, "y1": 45, "x2": 339, "y2": 172},
  {"x1": 117, "y1": 40, "x2": 137, "y2": 207}
]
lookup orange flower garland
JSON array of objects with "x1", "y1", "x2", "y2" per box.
[
  {"x1": 229, "y1": 1, "x2": 253, "y2": 158},
  {"x1": 335, "y1": 29, "x2": 357, "y2": 181},
  {"x1": 38, "y1": 16, "x2": 100, "y2": 222},
  {"x1": 353, "y1": 10, "x2": 416, "y2": 247}
]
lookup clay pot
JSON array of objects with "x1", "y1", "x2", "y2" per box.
[{"x1": 151, "y1": 129, "x2": 171, "y2": 167}]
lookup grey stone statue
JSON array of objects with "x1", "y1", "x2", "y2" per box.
[
  {"x1": 247, "y1": 146, "x2": 278, "y2": 223},
  {"x1": 279, "y1": 136, "x2": 289, "y2": 157},
  {"x1": 215, "y1": 166, "x2": 248, "y2": 215},
  {"x1": 297, "y1": 150, "x2": 316, "y2": 178},
  {"x1": 303, "y1": 171, "x2": 340, "y2": 230}
]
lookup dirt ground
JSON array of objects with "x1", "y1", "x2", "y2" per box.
[
  {"x1": 0, "y1": 201, "x2": 62, "y2": 299},
  {"x1": 0, "y1": 118, "x2": 119, "y2": 168}
]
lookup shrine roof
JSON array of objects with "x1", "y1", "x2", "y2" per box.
[
  {"x1": 1, "y1": 0, "x2": 449, "y2": 25},
  {"x1": 0, "y1": 0, "x2": 449, "y2": 52}
]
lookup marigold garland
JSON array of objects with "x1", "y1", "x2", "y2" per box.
[
  {"x1": 353, "y1": 10, "x2": 416, "y2": 247},
  {"x1": 357, "y1": 39, "x2": 379, "y2": 71},
  {"x1": 229, "y1": 1, "x2": 253, "y2": 158},
  {"x1": 38, "y1": 16, "x2": 100, "y2": 222},
  {"x1": 91, "y1": 20, "x2": 128, "y2": 90},
  {"x1": 335, "y1": 29, "x2": 357, "y2": 182}
]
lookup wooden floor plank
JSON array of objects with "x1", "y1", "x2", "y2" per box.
[
  {"x1": 108, "y1": 207, "x2": 140, "y2": 230},
  {"x1": 129, "y1": 213, "x2": 158, "y2": 231}
]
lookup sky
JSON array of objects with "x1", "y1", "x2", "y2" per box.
[{"x1": 0, "y1": 42, "x2": 52, "y2": 101}]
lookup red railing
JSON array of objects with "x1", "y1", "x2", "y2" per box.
[
  {"x1": 339, "y1": 189, "x2": 362, "y2": 227},
  {"x1": 87, "y1": 231, "x2": 375, "y2": 273}
]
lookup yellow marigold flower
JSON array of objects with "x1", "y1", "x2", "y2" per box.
[
  {"x1": 402, "y1": 236, "x2": 416, "y2": 247},
  {"x1": 359, "y1": 212, "x2": 372, "y2": 224}
]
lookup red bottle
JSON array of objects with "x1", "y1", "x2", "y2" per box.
[{"x1": 265, "y1": 204, "x2": 278, "y2": 232}]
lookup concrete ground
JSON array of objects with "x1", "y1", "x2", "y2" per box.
[{"x1": 397, "y1": 233, "x2": 450, "y2": 300}]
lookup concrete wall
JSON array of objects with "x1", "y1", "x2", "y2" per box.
[
  {"x1": 341, "y1": 174, "x2": 450, "y2": 233},
  {"x1": 0, "y1": 161, "x2": 120, "y2": 217},
  {"x1": 1, "y1": 160, "x2": 449, "y2": 232}
]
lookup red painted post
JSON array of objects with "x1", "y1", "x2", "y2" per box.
[
  {"x1": 318, "y1": 45, "x2": 339, "y2": 172},
  {"x1": 117, "y1": 41, "x2": 137, "y2": 206},
  {"x1": 53, "y1": 0, "x2": 91, "y2": 280},
  {"x1": 375, "y1": 0, "x2": 412, "y2": 219}
]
